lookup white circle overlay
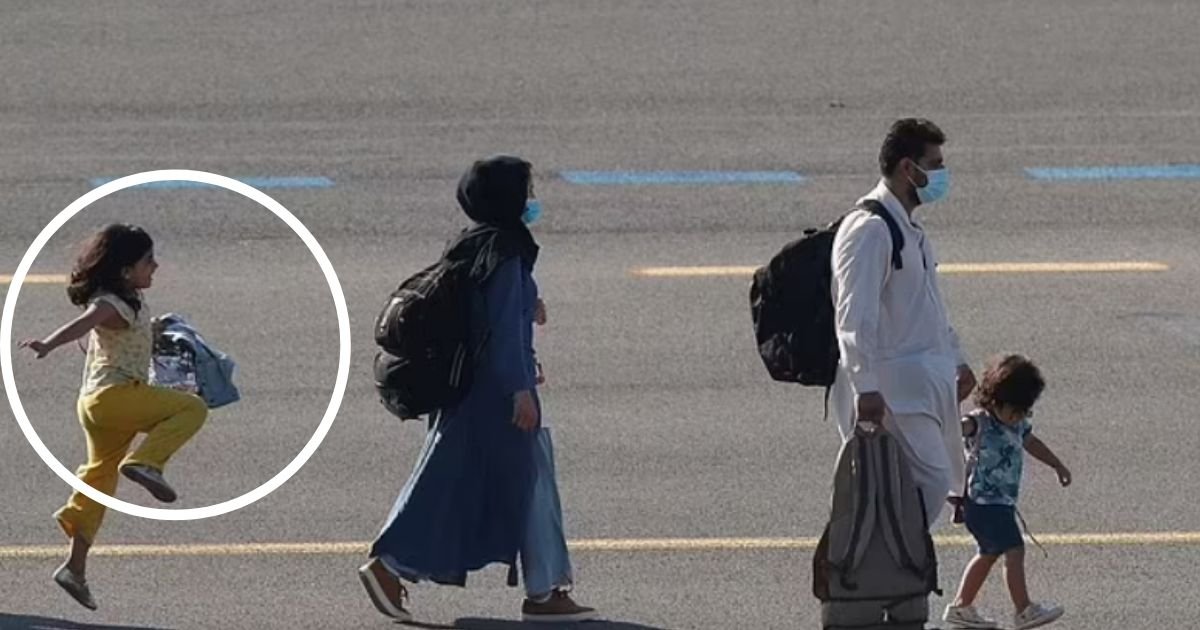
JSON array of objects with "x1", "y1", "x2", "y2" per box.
[{"x1": 0, "y1": 169, "x2": 351, "y2": 521}]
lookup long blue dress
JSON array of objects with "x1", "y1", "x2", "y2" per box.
[{"x1": 371, "y1": 256, "x2": 541, "y2": 586}]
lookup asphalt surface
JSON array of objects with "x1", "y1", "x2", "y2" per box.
[{"x1": 2, "y1": 1, "x2": 1199, "y2": 628}]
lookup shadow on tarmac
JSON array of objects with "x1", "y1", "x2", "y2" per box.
[{"x1": 0, "y1": 614, "x2": 175, "y2": 630}]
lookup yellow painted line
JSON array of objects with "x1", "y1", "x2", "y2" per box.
[
  {"x1": 3, "y1": 532, "x2": 1199, "y2": 559},
  {"x1": 632, "y1": 261, "x2": 1170, "y2": 278},
  {"x1": 939, "y1": 261, "x2": 1169, "y2": 274},
  {"x1": 0, "y1": 542, "x2": 369, "y2": 559},
  {"x1": 574, "y1": 531, "x2": 1200, "y2": 550},
  {"x1": 635, "y1": 266, "x2": 761, "y2": 278},
  {"x1": 0, "y1": 274, "x2": 69, "y2": 285}
]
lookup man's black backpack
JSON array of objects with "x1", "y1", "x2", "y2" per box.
[
  {"x1": 372, "y1": 256, "x2": 477, "y2": 420},
  {"x1": 749, "y1": 200, "x2": 904, "y2": 387}
]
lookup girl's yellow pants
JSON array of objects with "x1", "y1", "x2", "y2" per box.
[{"x1": 55, "y1": 382, "x2": 207, "y2": 542}]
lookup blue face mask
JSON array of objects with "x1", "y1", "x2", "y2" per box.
[
  {"x1": 913, "y1": 166, "x2": 950, "y2": 205},
  {"x1": 521, "y1": 199, "x2": 543, "y2": 225}
]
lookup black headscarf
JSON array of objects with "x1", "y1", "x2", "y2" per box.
[{"x1": 444, "y1": 156, "x2": 540, "y2": 284}]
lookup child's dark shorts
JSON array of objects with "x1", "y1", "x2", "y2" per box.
[{"x1": 964, "y1": 502, "x2": 1024, "y2": 556}]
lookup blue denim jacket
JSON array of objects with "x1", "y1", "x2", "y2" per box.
[{"x1": 155, "y1": 313, "x2": 241, "y2": 409}]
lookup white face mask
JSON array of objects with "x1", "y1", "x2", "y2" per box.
[{"x1": 911, "y1": 165, "x2": 950, "y2": 205}]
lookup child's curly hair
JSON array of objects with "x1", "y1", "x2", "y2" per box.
[{"x1": 974, "y1": 354, "x2": 1045, "y2": 413}]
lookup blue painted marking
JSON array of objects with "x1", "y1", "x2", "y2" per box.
[
  {"x1": 1025, "y1": 165, "x2": 1200, "y2": 181},
  {"x1": 89, "y1": 176, "x2": 335, "y2": 189},
  {"x1": 560, "y1": 170, "x2": 805, "y2": 185}
]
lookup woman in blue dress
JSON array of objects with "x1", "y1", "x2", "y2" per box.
[{"x1": 358, "y1": 156, "x2": 596, "y2": 624}]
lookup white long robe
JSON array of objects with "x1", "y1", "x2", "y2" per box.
[{"x1": 830, "y1": 179, "x2": 967, "y2": 527}]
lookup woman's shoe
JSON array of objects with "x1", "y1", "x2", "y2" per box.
[
  {"x1": 357, "y1": 557, "x2": 412, "y2": 622},
  {"x1": 522, "y1": 590, "x2": 598, "y2": 623}
]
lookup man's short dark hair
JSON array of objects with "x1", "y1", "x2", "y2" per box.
[{"x1": 879, "y1": 118, "x2": 946, "y2": 176}]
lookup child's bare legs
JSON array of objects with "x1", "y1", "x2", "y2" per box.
[
  {"x1": 54, "y1": 533, "x2": 97, "y2": 610},
  {"x1": 1003, "y1": 547, "x2": 1032, "y2": 612},
  {"x1": 66, "y1": 535, "x2": 90, "y2": 576},
  {"x1": 953, "y1": 553, "x2": 999, "y2": 607}
]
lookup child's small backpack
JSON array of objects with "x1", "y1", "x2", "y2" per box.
[
  {"x1": 813, "y1": 429, "x2": 940, "y2": 630},
  {"x1": 749, "y1": 201, "x2": 904, "y2": 388}
]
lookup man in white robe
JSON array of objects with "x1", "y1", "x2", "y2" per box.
[{"x1": 831, "y1": 118, "x2": 977, "y2": 528}]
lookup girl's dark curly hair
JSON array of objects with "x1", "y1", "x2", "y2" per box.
[
  {"x1": 974, "y1": 353, "x2": 1045, "y2": 413},
  {"x1": 66, "y1": 224, "x2": 153, "y2": 314}
]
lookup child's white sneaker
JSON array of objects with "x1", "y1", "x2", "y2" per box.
[
  {"x1": 943, "y1": 604, "x2": 999, "y2": 629},
  {"x1": 1014, "y1": 601, "x2": 1064, "y2": 629}
]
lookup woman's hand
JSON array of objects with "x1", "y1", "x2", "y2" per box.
[
  {"x1": 19, "y1": 339, "x2": 52, "y2": 359},
  {"x1": 512, "y1": 389, "x2": 540, "y2": 432},
  {"x1": 534, "y1": 298, "x2": 547, "y2": 326}
]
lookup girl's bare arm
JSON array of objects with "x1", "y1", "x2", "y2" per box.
[{"x1": 20, "y1": 302, "x2": 125, "y2": 358}]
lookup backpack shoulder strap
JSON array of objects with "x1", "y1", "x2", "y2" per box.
[
  {"x1": 965, "y1": 410, "x2": 990, "y2": 454},
  {"x1": 873, "y1": 432, "x2": 926, "y2": 576},
  {"x1": 834, "y1": 435, "x2": 878, "y2": 580},
  {"x1": 961, "y1": 410, "x2": 990, "y2": 497},
  {"x1": 857, "y1": 199, "x2": 905, "y2": 271}
]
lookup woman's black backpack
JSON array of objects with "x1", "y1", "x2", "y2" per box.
[{"x1": 372, "y1": 256, "x2": 477, "y2": 420}]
